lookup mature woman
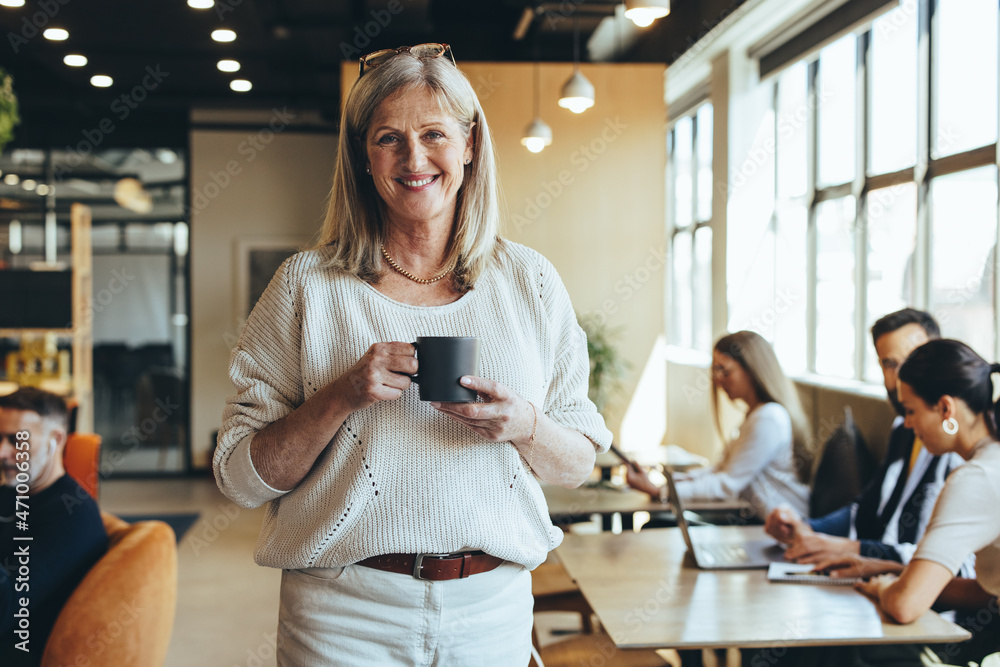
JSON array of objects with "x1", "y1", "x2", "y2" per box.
[
  {"x1": 627, "y1": 330, "x2": 814, "y2": 518},
  {"x1": 815, "y1": 339, "x2": 1000, "y2": 665},
  {"x1": 214, "y1": 44, "x2": 611, "y2": 666}
]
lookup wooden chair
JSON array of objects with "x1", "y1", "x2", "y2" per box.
[
  {"x1": 532, "y1": 552, "x2": 595, "y2": 634},
  {"x1": 63, "y1": 432, "x2": 101, "y2": 500},
  {"x1": 531, "y1": 627, "x2": 671, "y2": 667},
  {"x1": 531, "y1": 553, "x2": 669, "y2": 666}
]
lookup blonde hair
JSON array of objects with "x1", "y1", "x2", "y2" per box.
[
  {"x1": 314, "y1": 55, "x2": 503, "y2": 290},
  {"x1": 712, "y1": 331, "x2": 815, "y2": 484}
]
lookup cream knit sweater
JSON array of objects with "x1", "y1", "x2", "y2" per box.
[{"x1": 215, "y1": 241, "x2": 612, "y2": 571}]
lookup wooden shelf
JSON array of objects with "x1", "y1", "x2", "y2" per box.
[
  {"x1": 0, "y1": 329, "x2": 75, "y2": 337},
  {"x1": 1, "y1": 204, "x2": 93, "y2": 430}
]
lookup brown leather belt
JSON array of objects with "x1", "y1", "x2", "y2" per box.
[{"x1": 357, "y1": 551, "x2": 505, "y2": 581}]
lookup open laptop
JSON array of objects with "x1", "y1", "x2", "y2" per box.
[{"x1": 663, "y1": 466, "x2": 786, "y2": 570}]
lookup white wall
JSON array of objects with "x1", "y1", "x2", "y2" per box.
[{"x1": 190, "y1": 121, "x2": 337, "y2": 468}]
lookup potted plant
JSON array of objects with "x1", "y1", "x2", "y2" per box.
[
  {"x1": 0, "y1": 68, "x2": 21, "y2": 153},
  {"x1": 577, "y1": 313, "x2": 629, "y2": 416}
]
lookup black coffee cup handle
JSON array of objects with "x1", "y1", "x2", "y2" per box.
[{"x1": 408, "y1": 341, "x2": 419, "y2": 383}]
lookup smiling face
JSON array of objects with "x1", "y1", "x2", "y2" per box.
[
  {"x1": 365, "y1": 85, "x2": 474, "y2": 232},
  {"x1": 898, "y1": 381, "x2": 950, "y2": 454},
  {"x1": 711, "y1": 350, "x2": 759, "y2": 405}
]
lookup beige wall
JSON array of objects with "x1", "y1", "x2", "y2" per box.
[
  {"x1": 190, "y1": 123, "x2": 338, "y2": 468},
  {"x1": 472, "y1": 62, "x2": 667, "y2": 442}
]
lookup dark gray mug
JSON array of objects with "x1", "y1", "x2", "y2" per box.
[{"x1": 411, "y1": 336, "x2": 480, "y2": 402}]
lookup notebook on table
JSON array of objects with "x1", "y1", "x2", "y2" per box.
[
  {"x1": 766, "y1": 562, "x2": 860, "y2": 585},
  {"x1": 662, "y1": 467, "x2": 786, "y2": 570}
]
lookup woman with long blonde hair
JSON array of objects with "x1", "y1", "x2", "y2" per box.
[{"x1": 628, "y1": 330, "x2": 814, "y2": 518}]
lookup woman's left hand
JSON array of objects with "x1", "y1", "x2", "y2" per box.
[
  {"x1": 431, "y1": 375, "x2": 534, "y2": 445},
  {"x1": 855, "y1": 573, "x2": 898, "y2": 601}
]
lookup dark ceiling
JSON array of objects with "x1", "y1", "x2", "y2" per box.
[{"x1": 0, "y1": 0, "x2": 745, "y2": 148}]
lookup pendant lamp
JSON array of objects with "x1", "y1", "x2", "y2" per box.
[
  {"x1": 522, "y1": 61, "x2": 552, "y2": 153},
  {"x1": 624, "y1": 0, "x2": 670, "y2": 28},
  {"x1": 558, "y1": 17, "x2": 595, "y2": 114}
]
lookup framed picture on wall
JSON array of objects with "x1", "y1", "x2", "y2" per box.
[{"x1": 234, "y1": 237, "x2": 308, "y2": 321}]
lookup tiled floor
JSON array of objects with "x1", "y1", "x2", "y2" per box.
[{"x1": 100, "y1": 477, "x2": 590, "y2": 666}]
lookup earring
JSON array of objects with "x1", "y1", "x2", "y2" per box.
[
  {"x1": 942, "y1": 417, "x2": 959, "y2": 435},
  {"x1": 365, "y1": 166, "x2": 371, "y2": 174},
  {"x1": 464, "y1": 157, "x2": 471, "y2": 165}
]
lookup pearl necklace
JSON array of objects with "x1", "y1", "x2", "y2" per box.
[{"x1": 380, "y1": 245, "x2": 454, "y2": 284}]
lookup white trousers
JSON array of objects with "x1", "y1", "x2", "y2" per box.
[{"x1": 276, "y1": 561, "x2": 533, "y2": 667}]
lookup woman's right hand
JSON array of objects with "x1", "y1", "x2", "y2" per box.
[
  {"x1": 332, "y1": 342, "x2": 418, "y2": 412},
  {"x1": 625, "y1": 463, "x2": 663, "y2": 500}
]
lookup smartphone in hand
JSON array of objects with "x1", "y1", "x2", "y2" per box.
[{"x1": 608, "y1": 444, "x2": 641, "y2": 471}]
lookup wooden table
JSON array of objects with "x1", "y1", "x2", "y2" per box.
[
  {"x1": 555, "y1": 527, "x2": 971, "y2": 650},
  {"x1": 543, "y1": 483, "x2": 752, "y2": 531}
]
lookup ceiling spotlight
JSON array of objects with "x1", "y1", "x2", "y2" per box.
[
  {"x1": 4, "y1": 173, "x2": 19, "y2": 185},
  {"x1": 21, "y1": 179, "x2": 36, "y2": 191},
  {"x1": 90, "y1": 75, "x2": 113, "y2": 88},
  {"x1": 212, "y1": 29, "x2": 237, "y2": 42},
  {"x1": 43, "y1": 28, "x2": 69, "y2": 41},
  {"x1": 156, "y1": 149, "x2": 178, "y2": 164},
  {"x1": 217, "y1": 59, "x2": 241, "y2": 73},
  {"x1": 0, "y1": 0, "x2": 26, "y2": 7},
  {"x1": 36, "y1": 184, "x2": 51, "y2": 196},
  {"x1": 624, "y1": 0, "x2": 670, "y2": 28},
  {"x1": 230, "y1": 79, "x2": 252, "y2": 92},
  {"x1": 187, "y1": 0, "x2": 214, "y2": 8},
  {"x1": 63, "y1": 54, "x2": 88, "y2": 67}
]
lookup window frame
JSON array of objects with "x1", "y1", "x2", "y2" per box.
[
  {"x1": 667, "y1": 100, "x2": 714, "y2": 354},
  {"x1": 765, "y1": 0, "x2": 1000, "y2": 383}
]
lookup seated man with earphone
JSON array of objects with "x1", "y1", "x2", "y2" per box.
[{"x1": 0, "y1": 387, "x2": 107, "y2": 667}]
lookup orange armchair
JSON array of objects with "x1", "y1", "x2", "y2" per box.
[
  {"x1": 63, "y1": 432, "x2": 101, "y2": 500},
  {"x1": 40, "y1": 513, "x2": 178, "y2": 667}
]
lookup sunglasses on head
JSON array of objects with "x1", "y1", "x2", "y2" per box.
[{"x1": 359, "y1": 43, "x2": 455, "y2": 77}]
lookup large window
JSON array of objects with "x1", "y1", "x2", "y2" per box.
[
  {"x1": 747, "y1": 0, "x2": 1000, "y2": 381},
  {"x1": 668, "y1": 102, "x2": 714, "y2": 353}
]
